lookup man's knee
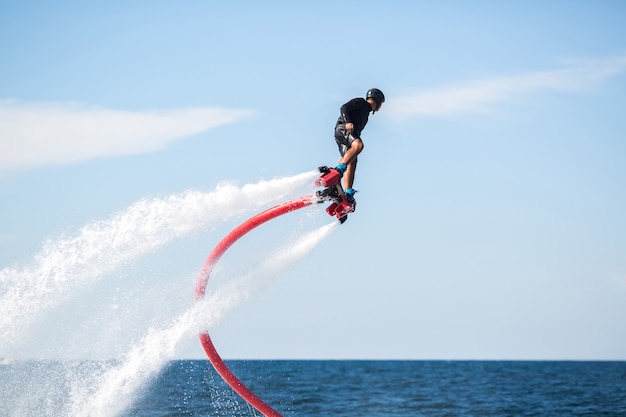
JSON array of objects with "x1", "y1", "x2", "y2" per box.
[{"x1": 352, "y1": 139, "x2": 364, "y2": 154}]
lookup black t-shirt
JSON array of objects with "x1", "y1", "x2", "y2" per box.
[{"x1": 336, "y1": 98, "x2": 371, "y2": 138}]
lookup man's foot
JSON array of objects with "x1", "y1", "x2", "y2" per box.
[{"x1": 345, "y1": 189, "x2": 357, "y2": 210}]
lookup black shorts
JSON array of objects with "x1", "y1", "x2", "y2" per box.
[{"x1": 334, "y1": 124, "x2": 358, "y2": 157}]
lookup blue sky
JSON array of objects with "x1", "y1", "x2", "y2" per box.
[{"x1": 1, "y1": 1, "x2": 625, "y2": 362}]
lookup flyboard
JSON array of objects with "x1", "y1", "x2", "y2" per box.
[{"x1": 194, "y1": 166, "x2": 354, "y2": 417}]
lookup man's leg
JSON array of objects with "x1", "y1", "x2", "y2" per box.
[
  {"x1": 344, "y1": 158, "x2": 357, "y2": 190},
  {"x1": 339, "y1": 138, "x2": 363, "y2": 190}
]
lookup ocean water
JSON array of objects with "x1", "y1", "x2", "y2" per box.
[
  {"x1": 122, "y1": 360, "x2": 626, "y2": 417},
  {"x1": 3, "y1": 359, "x2": 613, "y2": 417}
]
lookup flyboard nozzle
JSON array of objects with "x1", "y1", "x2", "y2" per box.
[{"x1": 315, "y1": 166, "x2": 342, "y2": 188}]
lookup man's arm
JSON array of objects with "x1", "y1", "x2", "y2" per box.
[
  {"x1": 340, "y1": 98, "x2": 371, "y2": 138},
  {"x1": 340, "y1": 98, "x2": 364, "y2": 137}
]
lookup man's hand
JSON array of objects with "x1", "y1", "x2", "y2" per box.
[{"x1": 345, "y1": 122, "x2": 354, "y2": 133}]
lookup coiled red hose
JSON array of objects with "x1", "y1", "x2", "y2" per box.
[{"x1": 194, "y1": 195, "x2": 314, "y2": 416}]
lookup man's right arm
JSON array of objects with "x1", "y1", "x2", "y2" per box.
[{"x1": 340, "y1": 99, "x2": 361, "y2": 136}]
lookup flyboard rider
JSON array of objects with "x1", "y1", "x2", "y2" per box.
[{"x1": 333, "y1": 88, "x2": 385, "y2": 208}]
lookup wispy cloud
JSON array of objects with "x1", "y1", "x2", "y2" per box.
[
  {"x1": 388, "y1": 55, "x2": 626, "y2": 118},
  {"x1": 0, "y1": 101, "x2": 255, "y2": 171}
]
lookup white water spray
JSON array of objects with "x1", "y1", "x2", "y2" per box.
[
  {"x1": 68, "y1": 222, "x2": 338, "y2": 417},
  {"x1": 0, "y1": 170, "x2": 319, "y2": 353}
]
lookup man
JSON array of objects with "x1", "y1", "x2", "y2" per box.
[{"x1": 334, "y1": 88, "x2": 385, "y2": 206}]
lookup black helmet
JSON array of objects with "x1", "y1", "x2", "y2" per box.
[{"x1": 366, "y1": 88, "x2": 385, "y2": 104}]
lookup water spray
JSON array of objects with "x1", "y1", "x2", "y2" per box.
[{"x1": 194, "y1": 166, "x2": 349, "y2": 416}]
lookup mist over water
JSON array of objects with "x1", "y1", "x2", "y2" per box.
[{"x1": 0, "y1": 171, "x2": 338, "y2": 417}]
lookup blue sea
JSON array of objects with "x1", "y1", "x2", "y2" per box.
[
  {"x1": 2, "y1": 360, "x2": 625, "y2": 416},
  {"x1": 126, "y1": 360, "x2": 625, "y2": 416}
]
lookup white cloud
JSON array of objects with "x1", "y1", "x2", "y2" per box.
[
  {"x1": 0, "y1": 101, "x2": 255, "y2": 171},
  {"x1": 388, "y1": 55, "x2": 626, "y2": 118}
]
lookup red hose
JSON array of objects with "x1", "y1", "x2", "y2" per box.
[{"x1": 195, "y1": 195, "x2": 314, "y2": 416}]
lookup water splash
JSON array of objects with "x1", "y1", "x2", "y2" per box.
[
  {"x1": 0, "y1": 170, "x2": 319, "y2": 353},
  {"x1": 68, "y1": 222, "x2": 338, "y2": 417}
]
